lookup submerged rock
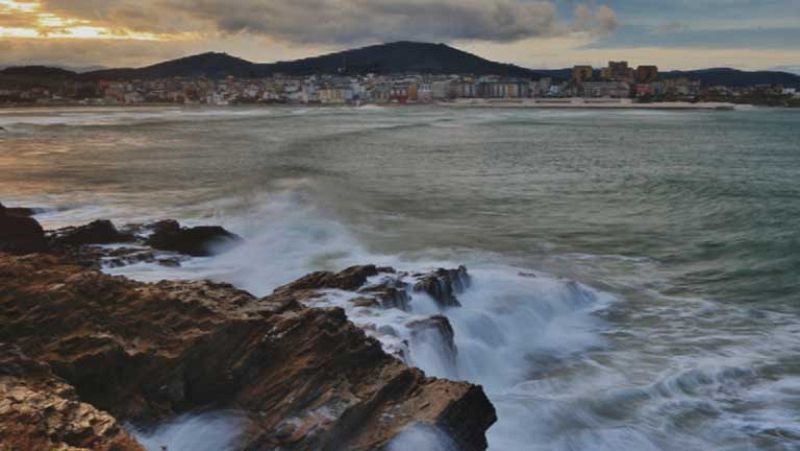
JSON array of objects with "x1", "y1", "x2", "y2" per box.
[
  {"x1": 0, "y1": 204, "x2": 47, "y2": 254},
  {"x1": 146, "y1": 219, "x2": 241, "y2": 256},
  {"x1": 49, "y1": 219, "x2": 135, "y2": 246},
  {"x1": 407, "y1": 315, "x2": 459, "y2": 372},
  {"x1": 0, "y1": 254, "x2": 496, "y2": 450}
]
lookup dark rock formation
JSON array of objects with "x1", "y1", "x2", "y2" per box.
[
  {"x1": 49, "y1": 219, "x2": 135, "y2": 246},
  {"x1": 278, "y1": 264, "x2": 381, "y2": 292},
  {"x1": 407, "y1": 315, "x2": 459, "y2": 372},
  {"x1": 0, "y1": 343, "x2": 143, "y2": 451},
  {"x1": 0, "y1": 201, "x2": 35, "y2": 217},
  {"x1": 146, "y1": 219, "x2": 241, "y2": 256},
  {"x1": 359, "y1": 280, "x2": 412, "y2": 311},
  {"x1": 0, "y1": 204, "x2": 47, "y2": 254},
  {"x1": 0, "y1": 254, "x2": 496, "y2": 450},
  {"x1": 413, "y1": 266, "x2": 471, "y2": 308}
]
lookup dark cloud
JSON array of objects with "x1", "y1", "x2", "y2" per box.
[{"x1": 39, "y1": 0, "x2": 619, "y2": 43}]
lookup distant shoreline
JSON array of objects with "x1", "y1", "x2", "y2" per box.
[
  {"x1": 442, "y1": 98, "x2": 739, "y2": 110},
  {"x1": 0, "y1": 100, "x2": 757, "y2": 111}
]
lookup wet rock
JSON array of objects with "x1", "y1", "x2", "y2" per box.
[
  {"x1": 0, "y1": 343, "x2": 143, "y2": 451},
  {"x1": 49, "y1": 219, "x2": 135, "y2": 246},
  {"x1": 0, "y1": 254, "x2": 496, "y2": 451},
  {"x1": 350, "y1": 296, "x2": 381, "y2": 308},
  {"x1": 278, "y1": 264, "x2": 385, "y2": 292},
  {"x1": 0, "y1": 205, "x2": 47, "y2": 254},
  {"x1": 359, "y1": 281, "x2": 411, "y2": 311},
  {"x1": 146, "y1": 219, "x2": 241, "y2": 256},
  {"x1": 413, "y1": 266, "x2": 471, "y2": 308},
  {"x1": 407, "y1": 315, "x2": 459, "y2": 368}
]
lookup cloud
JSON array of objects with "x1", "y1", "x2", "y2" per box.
[
  {"x1": 39, "y1": 0, "x2": 620, "y2": 44},
  {"x1": 573, "y1": 3, "x2": 619, "y2": 36},
  {"x1": 587, "y1": 24, "x2": 800, "y2": 50}
]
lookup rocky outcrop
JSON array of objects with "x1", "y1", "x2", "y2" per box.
[
  {"x1": 413, "y1": 266, "x2": 471, "y2": 308},
  {"x1": 0, "y1": 254, "x2": 496, "y2": 450},
  {"x1": 279, "y1": 264, "x2": 381, "y2": 292},
  {"x1": 0, "y1": 201, "x2": 36, "y2": 217},
  {"x1": 0, "y1": 343, "x2": 143, "y2": 451},
  {"x1": 49, "y1": 219, "x2": 135, "y2": 246},
  {"x1": 0, "y1": 204, "x2": 47, "y2": 254},
  {"x1": 145, "y1": 219, "x2": 242, "y2": 256}
]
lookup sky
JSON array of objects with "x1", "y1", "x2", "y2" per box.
[{"x1": 0, "y1": 0, "x2": 798, "y2": 72}]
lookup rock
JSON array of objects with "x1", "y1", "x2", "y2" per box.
[
  {"x1": 0, "y1": 202, "x2": 36, "y2": 217},
  {"x1": 49, "y1": 219, "x2": 135, "y2": 246},
  {"x1": 413, "y1": 266, "x2": 471, "y2": 308},
  {"x1": 350, "y1": 296, "x2": 381, "y2": 308},
  {"x1": 359, "y1": 280, "x2": 412, "y2": 311},
  {"x1": 146, "y1": 219, "x2": 241, "y2": 256},
  {"x1": 0, "y1": 205, "x2": 47, "y2": 254},
  {"x1": 277, "y1": 264, "x2": 383, "y2": 292},
  {"x1": 0, "y1": 343, "x2": 143, "y2": 451},
  {"x1": 407, "y1": 315, "x2": 459, "y2": 370},
  {"x1": 0, "y1": 254, "x2": 496, "y2": 450}
]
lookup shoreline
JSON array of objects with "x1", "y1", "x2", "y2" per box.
[
  {"x1": 442, "y1": 98, "x2": 739, "y2": 110},
  {"x1": 0, "y1": 100, "x2": 768, "y2": 112}
]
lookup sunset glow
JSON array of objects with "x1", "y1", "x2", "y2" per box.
[
  {"x1": 0, "y1": 0, "x2": 797, "y2": 71},
  {"x1": 0, "y1": 0, "x2": 168, "y2": 40}
]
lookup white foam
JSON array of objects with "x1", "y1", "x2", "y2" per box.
[
  {"x1": 101, "y1": 190, "x2": 799, "y2": 451},
  {"x1": 130, "y1": 411, "x2": 248, "y2": 451}
]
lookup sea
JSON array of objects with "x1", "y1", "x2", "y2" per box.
[{"x1": 1, "y1": 105, "x2": 798, "y2": 451}]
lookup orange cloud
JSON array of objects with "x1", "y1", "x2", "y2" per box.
[{"x1": 0, "y1": 0, "x2": 179, "y2": 40}]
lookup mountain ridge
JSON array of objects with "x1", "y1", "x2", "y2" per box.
[{"x1": 2, "y1": 41, "x2": 799, "y2": 87}]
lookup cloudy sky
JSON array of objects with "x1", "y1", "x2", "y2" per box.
[{"x1": 1, "y1": 0, "x2": 798, "y2": 72}]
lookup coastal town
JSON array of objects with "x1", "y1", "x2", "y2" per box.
[{"x1": 1, "y1": 60, "x2": 798, "y2": 107}]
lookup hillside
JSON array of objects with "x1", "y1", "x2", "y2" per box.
[
  {"x1": 256, "y1": 41, "x2": 539, "y2": 77},
  {"x1": 661, "y1": 68, "x2": 800, "y2": 87},
  {"x1": 2, "y1": 42, "x2": 799, "y2": 88},
  {"x1": 76, "y1": 42, "x2": 541, "y2": 79}
]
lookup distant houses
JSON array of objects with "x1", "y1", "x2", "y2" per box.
[{"x1": 1, "y1": 60, "x2": 797, "y2": 107}]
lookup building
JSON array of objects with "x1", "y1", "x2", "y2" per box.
[
  {"x1": 602, "y1": 61, "x2": 632, "y2": 82},
  {"x1": 478, "y1": 78, "x2": 530, "y2": 98},
  {"x1": 572, "y1": 66, "x2": 593, "y2": 83},
  {"x1": 581, "y1": 81, "x2": 631, "y2": 98},
  {"x1": 635, "y1": 66, "x2": 659, "y2": 84}
]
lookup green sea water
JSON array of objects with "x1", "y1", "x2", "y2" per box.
[{"x1": 1, "y1": 106, "x2": 798, "y2": 450}]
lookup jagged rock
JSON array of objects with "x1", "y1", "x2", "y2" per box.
[
  {"x1": 145, "y1": 219, "x2": 241, "y2": 256},
  {"x1": 407, "y1": 315, "x2": 459, "y2": 369},
  {"x1": 0, "y1": 254, "x2": 495, "y2": 450},
  {"x1": 49, "y1": 219, "x2": 135, "y2": 246},
  {"x1": 0, "y1": 343, "x2": 143, "y2": 451},
  {"x1": 359, "y1": 281, "x2": 411, "y2": 311},
  {"x1": 0, "y1": 205, "x2": 47, "y2": 254},
  {"x1": 413, "y1": 266, "x2": 471, "y2": 308},
  {"x1": 278, "y1": 264, "x2": 383, "y2": 292}
]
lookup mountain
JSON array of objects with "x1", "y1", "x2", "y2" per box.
[
  {"x1": 3, "y1": 42, "x2": 800, "y2": 88},
  {"x1": 256, "y1": 41, "x2": 539, "y2": 77},
  {"x1": 81, "y1": 52, "x2": 259, "y2": 80},
  {"x1": 661, "y1": 68, "x2": 800, "y2": 87},
  {"x1": 0, "y1": 66, "x2": 77, "y2": 89},
  {"x1": 78, "y1": 42, "x2": 541, "y2": 79}
]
